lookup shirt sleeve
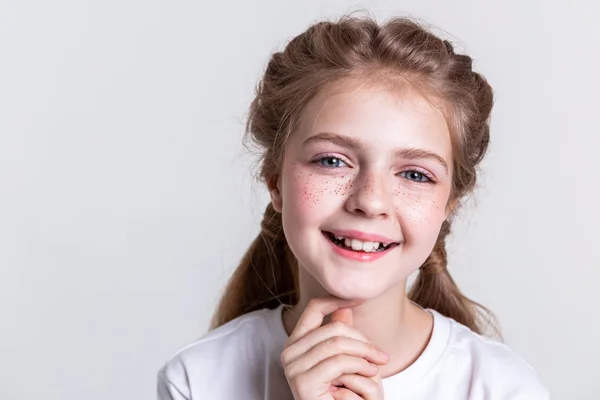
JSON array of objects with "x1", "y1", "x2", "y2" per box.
[{"x1": 157, "y1": 372, "x2": 190, "y2": 400}]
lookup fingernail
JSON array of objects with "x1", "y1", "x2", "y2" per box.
[{"x1": 370, "y1": 362, "x2": 379, "y2": 371}]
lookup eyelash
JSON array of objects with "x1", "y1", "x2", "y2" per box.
[
  {"x1": 312, "y1": 155, "x2": 436, "y2": 184},
  {"x1": 398, "y1": 168, "x2": 436, "y2": 184},
  {"x1": 313, "y1": 154, "x2": 350, "y2": 169}
]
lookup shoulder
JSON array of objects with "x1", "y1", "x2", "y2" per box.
[
  {"x1": 440, "y1": 312, "x2": 549, "y2": 399},
  {"x1": 158, "y1": 308, "x2": 278, "y2": 399}
]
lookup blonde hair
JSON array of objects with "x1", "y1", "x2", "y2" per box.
[{"x1": 210, "y1": 15, "x2": 497, "y2": 335}]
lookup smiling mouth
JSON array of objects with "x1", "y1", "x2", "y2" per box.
[{"x1": 323, "y1": 231, "x2": 399, "y2": 253}]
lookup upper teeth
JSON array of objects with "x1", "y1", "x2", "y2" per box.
[{"x1": 335, "y1": 235, "x2": 384, "y2": 252}]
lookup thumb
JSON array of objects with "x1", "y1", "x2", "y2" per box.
[{"x1": 330, "y1": 307, "x2": 353, "y2": 326}]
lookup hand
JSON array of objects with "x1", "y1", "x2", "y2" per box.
[{"x1": 281, "y1": 296, "x2": 388, "y2": 400}]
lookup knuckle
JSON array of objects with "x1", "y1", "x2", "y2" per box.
[
  {"x1": 283, "y1": 360, "x2": 299, "y2": 378},
  {"x1": 325, "y1": 335, "x2": 345, "y2": 351},
  {"x1": 280, "y1": 348, "x2": 291, "y2": 365},
  {"x1": 329, "y1": 320, "x2": 347, "y2": 332},
  {"x1": 306, "y1": 298, "x2": 320, "y2": 309},
  {"x1": 330, "y1": 353, "x2": 348, "y2": 364}
]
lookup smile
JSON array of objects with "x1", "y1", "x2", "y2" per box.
[
  {"x1": 324, "y1": 232, "x2": 394, "y2": 253},
  {"x1": 322, "y1": 230, "x2": 401, "y2": 262}
]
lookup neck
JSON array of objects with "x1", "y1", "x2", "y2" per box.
[{"x1": 282, "y1": 268, "x2": 434, "y2": 378}]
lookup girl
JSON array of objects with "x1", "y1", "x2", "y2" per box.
[{"x1": 158, "y1": 15, "x2": 548, "y2": 399}]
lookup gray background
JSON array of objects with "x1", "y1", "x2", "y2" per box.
[{"x1": 1, "y1": 0, "x2": 598, "y2": 399}]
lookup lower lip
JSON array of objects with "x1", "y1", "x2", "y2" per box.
[{"x1": 322, "y1": 232, "x2": 396, "y2": 262}]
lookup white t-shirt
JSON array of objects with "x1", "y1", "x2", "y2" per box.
[{"x1": 157, "y1": 304, "x2": 549, "y2": 399}]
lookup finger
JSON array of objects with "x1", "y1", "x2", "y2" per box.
[
  {"x1": 288, "y1": 296, "x2": 364, "y2": 343},
  {"x1": 330, "y1": 386, "x2": 363, "y2": 400},
  {"x1": 301, "y1": 354, "x2": 378, "y2": 384},
  {"x1": 284, "y1": 335, "x2": 389, "y2": 376},
  {"x1": 281, "y1": 320, "x2": 388, "y2": 366},
  {"x1": 282, "y1": 320, "x2": 369, "y2": 364},
  {"x1": 330, "y1": 308, "x2": 353, "y2": 326},
  {"x1": 331, "y1": 370, "x2": 382, "y2": 387},
  {"x1": 333, "y1": 374, "x2": 383, "y2": 400}
]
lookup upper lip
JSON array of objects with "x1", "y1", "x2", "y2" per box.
[{"x1": 324, "y1": 229, "x2": 400, "y2": 246}]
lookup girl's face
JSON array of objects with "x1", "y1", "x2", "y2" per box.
[{"x1": 270, "y1": 80, "x2": 454, "y2": 300}]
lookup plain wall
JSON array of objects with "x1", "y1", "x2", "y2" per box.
[{"x1": 1, "y1": 0, "x2": 599, "y2": 399}]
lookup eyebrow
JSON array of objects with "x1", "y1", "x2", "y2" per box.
[{"x1": 302, "y1": 132, "x2": 449, "y2": 173}]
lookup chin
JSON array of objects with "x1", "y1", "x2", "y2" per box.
[{"x1": 319, "y1": 276, "x2": 384, "y2": 301}]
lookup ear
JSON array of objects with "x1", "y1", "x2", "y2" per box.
[{"x1": 267, "y1": 174, "x2": 283, "y2": 212}]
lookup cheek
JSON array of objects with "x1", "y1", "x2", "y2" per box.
[
  {"x1": 283, "y1": 166, "x2": 352, "y2": 216},
  {"x1": 392, "y1": 186, "x2": 450, "y2": 236}
]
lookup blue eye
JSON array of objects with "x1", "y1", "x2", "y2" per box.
[
  {"x1": 400, "y1": 170, "x2": 432, "y2": 183},
  {"x1": 318, "y1": 156, "x2": 347, "y2": 168}
]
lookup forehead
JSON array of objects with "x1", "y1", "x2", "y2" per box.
[{"x1": 291, "y1": 78, "x2": 452, "y2": 158}]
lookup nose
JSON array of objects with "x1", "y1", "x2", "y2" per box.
[{"x1": 344, "y1": 170, "x2": 392, "y2": 219}]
